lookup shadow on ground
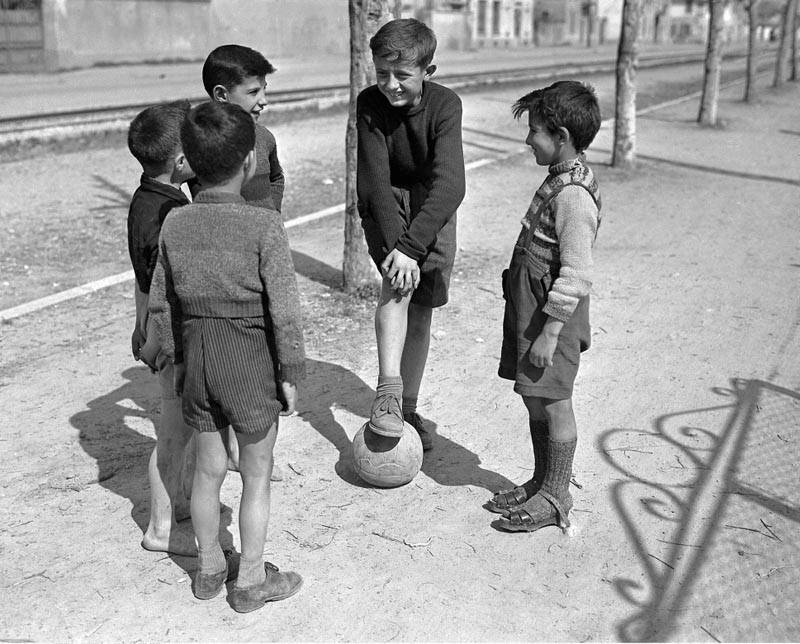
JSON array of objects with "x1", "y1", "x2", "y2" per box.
[
  {"x1": 599, "y1": 377, "x2": 800, "y2": 641},
  {"x1": 69, "y1": 366, "x2": 234, "y2": 574}
]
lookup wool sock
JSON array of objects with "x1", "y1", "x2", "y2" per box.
[
  {"x1": 376, "y1": 375, "x2": 403, "y2": 401},
  {"x1": 197, "y1": 542, "x2": 226, "y2": 575},
  {"x1": 235, "y1": 556, "x2": 267, "y2": 589},
  {"x1": 401, "y1": 394, "x2": 418, "y2": 417}
]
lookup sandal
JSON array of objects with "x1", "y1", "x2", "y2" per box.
[
  {"x1": 496, "y1": 490, "x2": 571, "y2": 533},
  {"x1": 485, "y1": 482, "x2": 537, "y2": 514}
]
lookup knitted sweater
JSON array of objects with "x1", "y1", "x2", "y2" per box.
[
  {"x1": 148, "y1": 190, "x2": 305, "y2": 383},
  {"x1": 357, "y1": 81, "x2": 466, "y2": 261},
  {"x1": 520, "y1": 156, "x2": 601, "y2": 322}
]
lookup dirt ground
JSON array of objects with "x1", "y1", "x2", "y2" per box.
[{"x1": 1, "y1": 82, "x2": 799, "y2": 642}]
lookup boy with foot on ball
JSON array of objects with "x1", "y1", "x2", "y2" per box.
[
  {"x1": 490, "y1": 81, "x2": 601, "y2": 533},
  {"x1": 149, "y1": 101, "x2": 305, "y2": 611},
  {"x1": 357, "y1": 18, "x2": 465, "y2": 451}
]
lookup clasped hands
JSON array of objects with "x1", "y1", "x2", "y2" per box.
[{"x1": 381, "y1": 248, "x2": 419, "y2": 296}]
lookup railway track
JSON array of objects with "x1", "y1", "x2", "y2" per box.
[{"x1": 0, "y1": 48, "x2": 756, "y2": 146}]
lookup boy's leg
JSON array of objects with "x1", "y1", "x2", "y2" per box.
[
  {"x1": 371, "y1": 277, "x2": 412, "y2": 437},
  {"x1": 486, "y1": 395, "x2": 549, "y2": 512},
  {"x1": 498, "y1": 396, "x2": 577, "y2": 532},
  {"x1": 400, "y1": 302, "x2": 436, "y2": 450},
  {"x1": 230, "y1": 422, "x2": 302, "y2": 613},
  {"x1": 191, "y1": 429, "x2": 229, "y2": 599},
  {"x1": 142, "y1": 370, "x2": 197, "y2": 557}
]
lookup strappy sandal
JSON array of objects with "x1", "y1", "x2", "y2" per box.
[
  {"x1": 496, "y1": 490, "x2": 571, "y2": 533},
  {"x1": 485, "y1": 482, "x2": 538, "y2": 514}
]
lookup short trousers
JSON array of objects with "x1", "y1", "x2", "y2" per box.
[
  {"x1": 181, "y1": 316, "x2": 283, "y2": 434},
  {"x1": 498, "y1": 245, "x2": 590, "y2": 400},
  {"x1": 361, "y1": 186, "x2": 456, "y2": 308}
]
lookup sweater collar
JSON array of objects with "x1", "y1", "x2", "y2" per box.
[
  {"x1": 548, "y1": 155, "x2": 583, "y2": 176},
  {"x1": 194, "y1": 189, "x2": 246, "y2": 204}
]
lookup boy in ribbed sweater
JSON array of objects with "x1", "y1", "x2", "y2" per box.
[
  {"x1": 126, "y1": 100, "x2": 196, "y2": 557},
  {"x1": 357, "y1": 18, "x2": 465, "y2": 450},
  {"x1": 149, "y1": 101, "x2": 305, "y2": 612},
  {"x1": 488, "y1": 81, "x2": 601, "y2": 533}
]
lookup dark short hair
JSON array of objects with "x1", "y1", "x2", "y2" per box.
[
  {"x1": 369, "y1": 18, "x2": 437, "y2": 68},
  {"x1": 202, "y1": 44, "x2": 276, "y2": 96},
  {"x1": 127, "y1": 100, "x2": 191, "y2": 175},
  {"x1": 512, "y1": 81, "x2": 601, "y2": 153},
  {"x1": 180, "y1": 101, "x2": 255, "y2": 185}
]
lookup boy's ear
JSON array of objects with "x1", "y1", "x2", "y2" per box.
[
  {"x1": 556, "y1": 126, "x2": 571, "y2": 146},
  {"x1": 212, "y1": 85, "x2": 229, "y2": 102},
  {"x1": 424, "y1": 64, "x2": 436, "y2": 79},
  {"x1": 243, "y1": 149, "x2": 256, "y2": 180}
]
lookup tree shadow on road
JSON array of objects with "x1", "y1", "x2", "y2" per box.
[
  {"x1": 68, "y1": 366, "x2": 234, "y2": 575},
  {"x1": 299, "y1": 358, "x2": 513, "y2": 493}
]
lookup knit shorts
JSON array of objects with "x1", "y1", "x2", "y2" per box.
[
  {"x1": 181, "y1": 316, "x2": 283, "y2": 434},
  {"x1": 361, "y1": 186, "x2": 456, "y2": 308},
  {"x1": 498, "y1": 246, "x2": 591, "y2": 400}
]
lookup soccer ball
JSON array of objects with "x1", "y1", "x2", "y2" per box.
[{"x1": 351, "y1": 421, "x2": 423, "y2": 488}]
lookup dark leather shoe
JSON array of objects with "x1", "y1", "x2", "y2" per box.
[
  {"x1": 192, "y1": 561, "x2": 228, "y2": 600},
  {"x1": 403, "y1": 412, "x2": 436, "y2": 451},
  {"x1": 229, "y1": 562, "x2": 303, "y2": 613}
]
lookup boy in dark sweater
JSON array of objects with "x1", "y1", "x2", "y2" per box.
[
  {"x1": 357, "y1": 18, "x2": 465, "y2": 450},
  {"x1": 126, "y1": 100, "x2": 197, "y2": 557},
  {"x1": 149, "y1": 101, "x2": 305, "y2": 612},
  {"x1": 488, "y1": 81, "x2": 601, "y2": 533}
]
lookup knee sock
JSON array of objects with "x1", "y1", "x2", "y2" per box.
[
  {"x1": 235, "y1": 555, "x2": 267, "y2": 589},
  {"x1": 542, "y1": 438, "x2": 577, "y2": 502},
  {"x1": 401, "y1": 394, "x2": 417, "y2": 417},
  {"x1": 197, "y1": 542, "x2": 226, "y2": 575},
  {"x1": 376, "y1": 375, "x2": 403, "y2": 401}
]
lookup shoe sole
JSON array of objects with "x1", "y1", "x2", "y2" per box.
[
  {"x1": 367, "y1": 421, "x2": 404, "y2": 438},
  {"x1": 230, "y1": 578, "x2": 304, "y2": 613}
]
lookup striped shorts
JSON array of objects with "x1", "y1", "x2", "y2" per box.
[{"x1": 181, "y1": 316, "x2": 283, "y2": 434}]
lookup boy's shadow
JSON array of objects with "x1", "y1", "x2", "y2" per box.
[
  {"x1": 69, "y1": 366, "x2": 234, "y2": 573},
  {"x1": 300, "y1": 358, "x2": 514, "y2": 493}
]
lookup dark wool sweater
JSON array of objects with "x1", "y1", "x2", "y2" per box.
[
  {"x1": 148, "y1": 190, "x2": 305, "y2": 383},
  {"x1": 127, "y1": 174, "x2": 190, "y2": 293},
  {"x1": 188, "y1": 123, "x2": 285, "y2": 212},
  {"x1": 357, "y1": 81, "x2": 466, "y2": 261}
]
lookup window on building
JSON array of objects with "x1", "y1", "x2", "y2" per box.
[
  {"x1": 477, "y1": 0, "x2": 487, "y2": 35},
  {"x1": 514, "y1": 7, "x2": 522, "y2": 36},
  {"x1": 492, "y1": 0, "x2": 501, "y2": 35}
]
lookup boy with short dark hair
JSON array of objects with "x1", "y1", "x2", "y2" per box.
[
  {"x1": 357, "y1": 18, "x2": 465, "y2": 450},
  {"x1": 126, "y1": 99, "x2": 197, "y2": 556},
  {"x1": 149, "y1": 101, "x2": 305, "y2": 612},
  {"x1": 196, "y1": 44, "x2": 284, "y2": 212},
  {"x1": 489, "y1": 80, "x2": 602, "y2": 533}
]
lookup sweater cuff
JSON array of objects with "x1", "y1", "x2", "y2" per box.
[
  {"x1": 542, "y1": 301, "x2": 575, "y2": 323},
  {"x1": 394, "y1": 237, "x2": 425, "y2": 262},
  {"x1": 279, "y1": 362, "x2": 306, "y2": 385}
]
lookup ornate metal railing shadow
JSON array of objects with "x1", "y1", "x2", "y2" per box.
[{"x1": 599, "y1": 377, "x2": 800, "y2": 641}]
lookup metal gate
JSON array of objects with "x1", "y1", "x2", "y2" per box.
[{"x1": 0, "y1": 0, "x2": 44, "y2": 72}]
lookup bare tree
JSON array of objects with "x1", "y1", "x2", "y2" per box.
[
  {"x1": 343, "y1": 0, "x2": 395, "y2": 291},
  {"x1": 790, "y1": 0, "x2": 798, "y2": 79},
  {"x1": 773, "y1": 0, "x2": 798, "y2": 85},
  {"x1": 744, "y1": 0, "x2": 761, "y2": 100},
  {"x1": 612, "y1": 0, "x2": 644, "y2": 168},
  {"x1": 698, "y1": 0, "x2": 726, "y2": 125}
]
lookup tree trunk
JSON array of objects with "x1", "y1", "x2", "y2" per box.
[
  {"x1": 744, "y1": 0, "x2": 760, "y2": 100},
  {"x1": 612, "y1": 0, "x2": 644, "y2": 169},
  {"x1": 773, "y1": 0, "x2": 797, "y2": 86},
  {"x1": 343, "y1": 0, "x2": 394, "y2": 292},
  {"x1": 790, "y1": 0, "x2": 798, "y2": 80},
  {"x1": 698, "y1": 0, "x2": 726, "y2": 126}
]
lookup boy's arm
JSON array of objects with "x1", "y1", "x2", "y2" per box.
[
  {"x1": 356, "y1": 93, "x2": 406, "y2": 250},
  {"x1": 542, "y1": 186, "x2": 598, "y2": 322},
  {"x1": 148, "y1": 237, "x2": 183, "y2": 364},
  {"x1": 393, "y1": 95, "x2": 466, "y2": 261},
  {"x1": 268, "y1": 143, "x2": 285, "y2": 213},
  {"x1": 258, "y1": 212, "x2": 306, "y2": 388}
]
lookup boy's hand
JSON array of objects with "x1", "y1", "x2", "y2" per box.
[
  {"x1": 173, "y1": 362, "x2": 186, "y2": 396},
  {"x1": 279, "y1": 381, "x2": 297, "y2": 416},
  {"x1": 131, "y1": 326, "x2": 145, "y2": 360},
  {"x1": 529, "y1": 317, "x2": 564, "y2": 368},
  {"x1": 381, "y1": 249, "x2": 420, "y2": 295}
]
